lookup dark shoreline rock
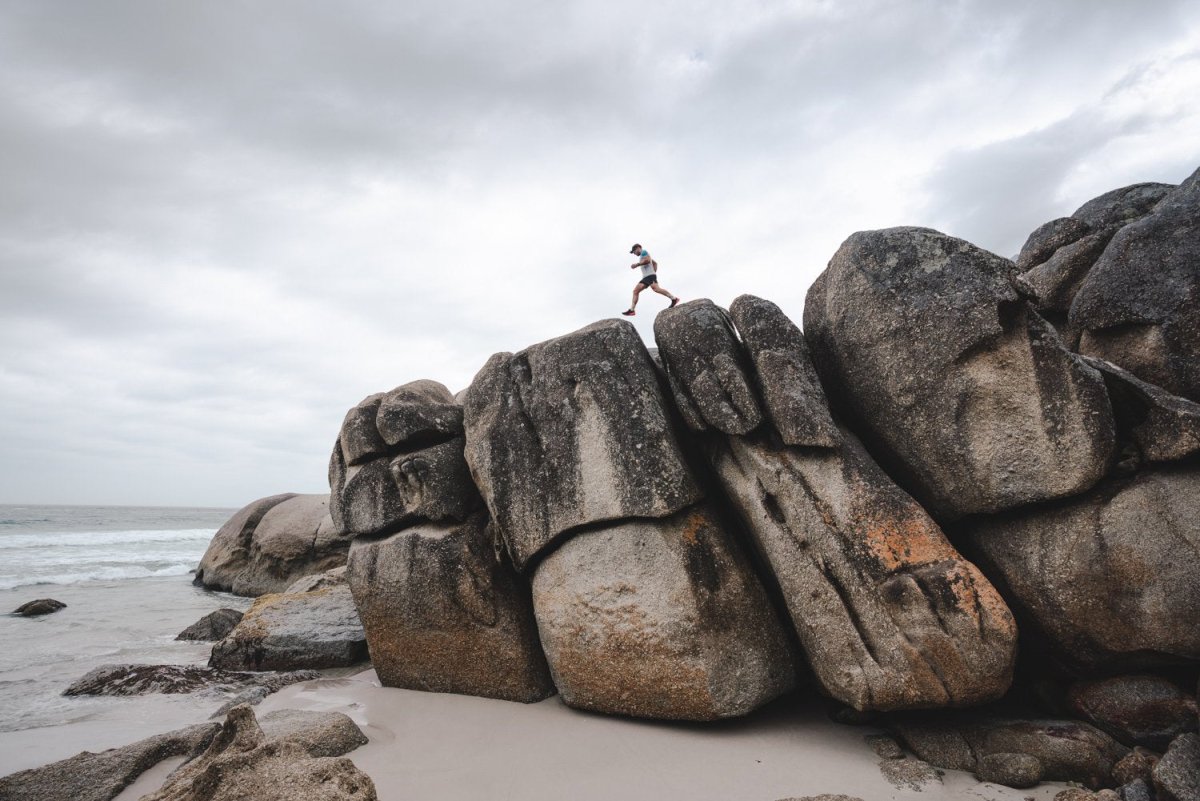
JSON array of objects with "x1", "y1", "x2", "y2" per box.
[
  {"x1": 176, "y1": 608, "x2": 245, "y2": 641},
  {"x1": 12, "y1": 598, "x2": 66, "y2": 616},
  {"x1": 63, "y1": 663, "x2": 319, "y2": 697}
]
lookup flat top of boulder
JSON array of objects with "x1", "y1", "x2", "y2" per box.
[{"x1": 1071, "y1": 182, "x2": 1175, "y2": 231}]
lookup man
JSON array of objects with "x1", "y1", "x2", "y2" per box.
[{"x1": 622, "y1": 243, "x2": 679, "y2": 316}]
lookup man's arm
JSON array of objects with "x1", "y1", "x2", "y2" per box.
[{"x1": 631, "y1": 254, "x2": 653, "y2": 269}]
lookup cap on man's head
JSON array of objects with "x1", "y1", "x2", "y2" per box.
[{"x1": 630, "y1": 243, "x2": 641, "y2": 253}]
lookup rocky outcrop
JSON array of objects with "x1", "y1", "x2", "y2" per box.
[
  {"x1": 965, "y1": 467, "x2": 1200, "y2": 673},
  {"x1": 0, "y1": 723, "x2": 219, "y2": 801},
  {"x1": 140, "y1": 705, "x2": 376, "y2": 801},
  {"x1": 892, "y1": 714, "x2": 1129, "y2": 789},
  {"x1": 1067, "y1": 675, "x2": 1199, "y2": 750},
  {"x1": 257, "y1": 709, "x2": 369, "y2": 758},
  {"x1": 1071, "y1": 170, "x2": 1200, "y2": 402},
  {"x1": 530, "y1": 504, "x2": 795, "y2": 720},
  {"x1": 209, "y1": 584, "x2": 367, "y2": 671},
  {"x1": 194, "y1": 494, "x2": 350, "y2": 597},
  {"x1": 804, "y1": 226, "x2": 1114, "y2": 519},
  {"x1": 63, "y1": 664, "x2": 318, "y2": 697},
  {"x1": 176, "y1": 608, "x2": 245, "y2": 641},
  {"x1": 330, "y1": 381, "x2": 481, "y2": 538},
  {"x1": 347, "y1": 512, "x2": 554, "y2": 702},
  {"x1": 12, "y1": 598, "x2": 66, "y2": 616},
  {"x1": 727, "y1": 294, "x2": 839, "y2": 448},
  {"x1": 462, "y1": 320, "x2": 702, "y2": 569},
  {"x1": 284, "y1": 566, "x2": 348, "y2": 594},
  {"x1": 654, "y1": 298, "x2": 1016, "y2": 711}
]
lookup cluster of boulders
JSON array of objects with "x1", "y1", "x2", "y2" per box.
[{"x1": 176, "y1": 167, "x2": 1198, "y2": 797}]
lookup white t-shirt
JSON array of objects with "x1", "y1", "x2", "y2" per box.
[{"x1": 638, "y1": 249, "x2": 655, "y2": 278}]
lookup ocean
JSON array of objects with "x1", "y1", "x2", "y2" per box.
[{"x1": 0, "y1": 504, "x2": 252, "y2": 775}]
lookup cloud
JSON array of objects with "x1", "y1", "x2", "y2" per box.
[{"x1": 1, "y1": 0, "x2": 1198, "y2": 505}]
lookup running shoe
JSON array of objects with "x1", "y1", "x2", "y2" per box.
[
  {"x1": 669, "y1": 298, "x2": 679, "y2": 308},
  {"x1": 621, "y1": 309, "x2": 636, "y2": 316}
]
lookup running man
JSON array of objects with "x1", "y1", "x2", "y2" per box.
[{"x1": 622, "y1": 243, "x2": 679, "y2": 316}]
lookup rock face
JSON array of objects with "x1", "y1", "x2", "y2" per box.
[
  {"x1": 141, "y1": 705, "x2": 376, "y2": 801},
  {"x1": 727, "y1": 294, "x2": 839, "y2": 448},
  {"x1": 530, "y1": 504, "x2": 795, "y2": 721},
  {"x1": 347, "y1": 512, "x2": 555, "y2": 702},
  {"x1": 194, "y1": 494, "x2": 350, "y2": 597},
  {"x1": 654, "y1": 297, "x2": 1016, "y2": 712},
  {"x1": 330, "y1": 381, "x2": 481, "y2": 538},
  {"x1": 0, "y1": 723, "x2": 219, "y2": 801},
  {"x1": 176, "y1": 608, "x2": 245, "y2": 641},
  {"x1": 965, "y1": 467, "x2": 1200, "y2": 673},
  {"x1": 804, "y1": 226, "x2": 1114, "y2": 519},
  {"x1": 12, "y1": 598, "x2": 66, "y2": 616},
  {"x1": 209, "y1": 584, "x2": 367, "y2": 671},
  {"x1": 1071, "y1": 170, "x2": 1200, "y2": 402},
  {"x1": 651, "y1": 299, "x2": 763, "y2": 435},
  {"x1": 463, "y1": 320, "x2": 702, "y2": 569},
  {"x1": 892, "y1": 714, "x2": 1129, "y2": 789},
  {"x1": 1067, "y1": 675, "x2": 1199, "y2": 750},
  {"x1": 257, "y1": 709, "x2": 369, "y2": 758},
  {"x1": 1154, "y1": 733, "x2": 1200, "y2": 801},
  {"x1": 710, "y1": 432, "x2": 1017, "y2": 711},
  {"x1": 1082, "y1": 356, "x2": 1200, "y2": 465},
  {"x1": 63, "y1": 664, "x2": 318, "y2": 697}
]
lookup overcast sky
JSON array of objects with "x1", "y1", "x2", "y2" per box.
[{"x1": 2, "y1": 1, "x2": 1198, "y2": 508}]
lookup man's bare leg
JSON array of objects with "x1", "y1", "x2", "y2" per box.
[
  {"x1": 628, "y1": 282, "x2": 645, "y2": 311},
  {"x1": 650, "y1": 283, "x2": 678, "y2": 303}
]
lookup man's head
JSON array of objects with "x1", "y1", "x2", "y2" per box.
[{"x1": 630, "y1": 243, "x2": 642, "y2": 255}]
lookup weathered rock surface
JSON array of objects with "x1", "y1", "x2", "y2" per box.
[
  {"x1": 1113, "y1": 749, "x2": 1159, "y2": 786},
  {"x1": 330, "y1": 381, "x2": 482, "y2": 538},
  {"x1": 63, "y1": 663, "x2": 318, "y2": 697},
  {"x1": 1068, "y1": 675, "x2": 1199, "y2": 750},
  {"x1": 966, "y1": 467, "x2": 1200, "y2": 673},
  {"x1": 804, "y1": 226, "x2": 1114, "y2": 519},
  {"x1": 209, "y1": 584, "x2": 367, "y2": 671},
  {"x1": 0, "y1": 723, "x2": 218, "y2": 801},
  {"x1": 531, "y1": 504, "x2": 795, "y2": 720},
  {"x1": 1016, "y1": 216, "x2": 1092, "y2": 272},
  {"x1": 728, "y1": 294, "x2": 839, "y2": 448},
  {"x1": 1072, "y1": 170, "x2": 1200, "y2": 402},
  {"x1": 140, "y1": 705, "x2": 376, "y2": 801},
  {"x1": 977, "y1": 751, "x2": 1044, "y2": 788},
  {"x1": 12, "y1": 598, "x2": 66, "y2": 616},
  {"x1": 463, "y1": 320, "x2": 702, "y2": 569},
  {"x1": 194, "y1": 494, "x2": 350, "y2": 597},
  {"x1": 1072, "y1": 183, "x2": 1176, "y2": 232},
  {"x1": 283, "y1": 565, "x2": 347, "y2": 594},
  {"x1": 1154, "y1": 733, "x2": 1200, "y2": 801},
  {"x1": 176, "y1": 608, "x2": 245, "y2": 641},
  {"x1": 652, "y1": 299, "x2": 763, "y2": 435},
  {"x1": 1082, "y1": 356, "x2": 1200, "y2": 465},
  {"x1": 892, "y1": 714, "x2": 1129, "y2": 789},
  {"x1": 257, "y1": 709, "x2": 369, "y2": 758},
  {"x1": 710, "y1": 430, "x2": 1016, "y2": 711},
  {"x1": 347, "y1": 512, "x2": 555, "y2": 702}
]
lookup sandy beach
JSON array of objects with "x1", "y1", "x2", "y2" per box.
[{"x1": 229, "y1": 668, "x2": 1070, "y2": 801}]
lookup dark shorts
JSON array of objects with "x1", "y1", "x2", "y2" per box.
[{"x1": 638, "y1": 274, "x2": 658, "y2": 287}]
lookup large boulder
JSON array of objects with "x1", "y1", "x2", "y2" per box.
[
  {"x1": 892, "y1": 713, "x2": 1129, "y2": 790},
  {"x1": 655, "y1": 296, "x2": 1016, "y2": 711},
  {"x1": 727, "y1": 294, "x2": 839, "y2": 448},
  {"x1": 462, "y1": 320, "x2": 702, "y2": 569},
  {"x1": 530, "y1": 504, "x2": 796, "y2": 721},
  {"x1": 710, "y1": 431, "x2": 1017, "y2": 711},
  {"x1": 140, "y1": 705, "x2": 376, "y2": 801},
  {"x1": 346, "y1": 512, "x2": 555, "y2": 703},
  {"x1": 257, "y1": 709, "x2": 369, "y2": 758},
  {"x1": 965, "y1": 467, "x2": 1200, "y2": 673},
  {"x1": 1067, "y1": 675, "x2": 1199, "y2": 751},
  {"x1": 1071, "y1": 169, "x2": 1200, "y2": 402},
  {"x1": 194, "y1": 494, "x2": 350, "y2": 597},
  {"x1": 0, "y1": 723, "x2": 219, "y2": 801},
  {"x1": 209, "y1": 584, "x2": 367, "y2": 671},
  {"x1": 651, "y1": 299, "x2": 763, "y2": 435},
  {"x1": 1014, "y1": 183, "x2": 1175, "y2": 339},
  {"x1": 330, "y1": 380, "x2": 481, "y2": 538},
  {"x1": 804, "y1": 226, "x2": 1115, "y2": 519}
]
